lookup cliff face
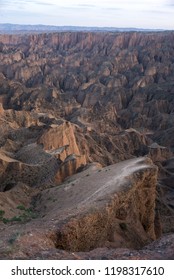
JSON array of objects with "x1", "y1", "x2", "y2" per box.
[
  {"x1": 0, "y1": 31, "x2": 174, "y2": 259},
  {"x1": 52, "y1": 157, "x2": 158, "y2": 252},
  {"x1": 0, "y1": 157, "x2": 158, "y2": 258},
  {"x1": 38, "y1": 122, "x2": 81, "y2": 161},
  {"x1": 0, "y1": 108, "x2": 86, "y2": 191},
  {"x1": 1, "y1": 31, "x2": 174, "y2": 49}
]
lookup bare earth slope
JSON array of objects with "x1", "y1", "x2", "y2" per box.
[
  {"x1": 0, "y1": 31, "x2": 174, "y2": 259},
  {"x1": 0, "y1": 157, "x2": 158, "y2": 259}
]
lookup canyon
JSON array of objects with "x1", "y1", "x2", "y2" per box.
[{"x1": 0, "y1": 31, "x2": 174, "y2": 259}]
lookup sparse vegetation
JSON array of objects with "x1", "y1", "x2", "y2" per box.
[
  {"x1": 16, "y1": 204, "x2": 26, "y2": 211},
  {"x1": 2, "y1": 218, "x2": 10, "y2": 224},
  {"x1": 0, "y1": 209, "x2": 5, "y2": 221},
  {"x1": 8, "y1": 232, "x2": 20, "y2": 245},
  {"x1": 0, "y1": 205, "x2": 38, "y2": 224}
]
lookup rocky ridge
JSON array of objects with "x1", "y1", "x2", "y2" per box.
[{"x1": 0, "y1": 157, "x2": 159, "y2": 259}]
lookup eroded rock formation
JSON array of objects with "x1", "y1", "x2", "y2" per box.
[{"x1": 0, "y1": 31, "x2": 174, "y2": 259}]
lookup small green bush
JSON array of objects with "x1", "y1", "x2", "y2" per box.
[
  {"x1": 16, "y1": 205, "x2": 26, "y2": 211},
  {"x1": 8, "y1": 233, "x2": 20, "y2": 245},
  {"x1": 11, "y1": 216, "x2": 22, "y2": 222},
  {"x1": 2, "y1": 218, "x2": 9, "y2": 224},
  {"x1": 0, "y1": 210, "x2": 5, "y2": 221}
]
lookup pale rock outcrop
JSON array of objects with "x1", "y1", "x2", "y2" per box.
[{"x1": 38, "y1": 121, "x2": 85, "y2": 161}]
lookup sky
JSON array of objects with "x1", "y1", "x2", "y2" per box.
[{"x1": 0, "y1": 0, "x2": 174, "y2": 29}]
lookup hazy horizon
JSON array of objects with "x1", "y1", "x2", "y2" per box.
[{"x1": 0, "y1": 0, "x2": 174, "y2": 30}]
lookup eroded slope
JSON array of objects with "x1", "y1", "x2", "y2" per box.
[{"x1": 0, "y1": 157, "x2": 158, "y2": 259}]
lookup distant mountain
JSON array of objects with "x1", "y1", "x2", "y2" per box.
[{"x1": 0, "y1": 23, "x2": 164, "y2": 33}]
